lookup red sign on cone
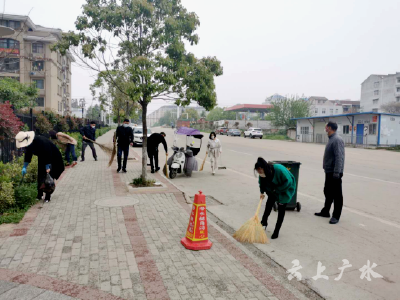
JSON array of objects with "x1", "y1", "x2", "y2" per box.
[{"x1": 181, "y1": 191, "x2": 212, "y2": 250}]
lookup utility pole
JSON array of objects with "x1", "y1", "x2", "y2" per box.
[{"x1": 79, "y1": 98, "x2": 85, "y2": 119}]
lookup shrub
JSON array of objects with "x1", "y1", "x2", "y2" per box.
[
  {"x1": 0, "y1": 181, "x2": 15, "y2": 213},
  {"x1": 35, "y1": 114, "x2": 53, "y2": 135},
  {"x1": 14, "y1": 183, "x2": 37, "y2": 208},
  {"x1": 55, "y1": 117, "x2": 69, "y2": 132},
  {"x1": 131, "y1": 177, "x2": 155, "y2": 187},
  {"x1": 0, "y1": 102, "x2": 24, "y2": 139}
]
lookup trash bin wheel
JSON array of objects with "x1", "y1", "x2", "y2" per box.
[
  {"x1": 170, "y1": 169, "x2": 177, "y2": 179},
  {"x1": 273, "y1": 202, "x2": 278, "y2": 212},
  {"x1": 296, "y1": 202, "x2": 301, "y2": 212}
]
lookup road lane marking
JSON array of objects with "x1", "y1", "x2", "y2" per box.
[
  {"x1": 228, "y1": 150, "x2": 253, "y2": 156},
  {"x1": 197, "y1": 158, "x2": 400, "y2": 229}
]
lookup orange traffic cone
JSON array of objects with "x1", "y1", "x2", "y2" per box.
[{"x1": 181, "y1": 191, "x2": 212, "y2": 250}]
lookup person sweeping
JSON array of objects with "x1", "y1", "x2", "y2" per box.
[{"x1": 255, "y1": 157, "x2": 296, "y2": 239}]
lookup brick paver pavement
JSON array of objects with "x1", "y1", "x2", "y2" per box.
[{"x1": 0, "y1": 130, "x2": 321, "y2": 300}]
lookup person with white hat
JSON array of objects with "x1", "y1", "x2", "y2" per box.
[{"x1": 16, "y1": 131, "x2": 65, "y2": 202}]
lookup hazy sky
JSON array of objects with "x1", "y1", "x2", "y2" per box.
[{"x1": 4, "y1": 0, "x2": 400, "y2": 114}]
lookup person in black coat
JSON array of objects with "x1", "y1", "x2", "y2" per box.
[
  {"x1": 147, "y1": 132, "x2": 168, "y2": 173},
  {"x1": 115, "y1": 119, "x2": 134, "y2": 173},
  {"x1": 79, "y1": 121, "x2": 97, "y2": 161},
  {"x1": 16, "y1": 131, "x2": 65, "y2": 202}
]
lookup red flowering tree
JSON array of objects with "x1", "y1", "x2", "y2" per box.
[{"x1": 0, "y1": 101, "x2": 24, "y2": 140}]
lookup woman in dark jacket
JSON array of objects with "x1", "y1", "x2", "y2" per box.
[
  {"x1": 16, "y1": 131, "x2": 65, "y2": 202},
  {"x1": 255, "y1": 157, "x2": 296, "y2": 239}
]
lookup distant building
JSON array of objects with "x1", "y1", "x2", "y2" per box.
[
  {"x1": 0, "y1": 14, "x2": 74, "y2": 115},
  {"x1": 360, "y1": 73, "x2": 400, "y2": 113},
  {"x1": 308, "y1": 96, "x2": 360, "y2": 116},
  {"x1": 147, "y1": 104, "x2": 207, "y2": 127},
  {"x1": 263, "y1": 94, "x2": 286, "y2": 104}
]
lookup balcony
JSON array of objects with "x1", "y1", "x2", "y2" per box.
[
  {"x1": 30, "y1": 70, "x2": 45, "y2": 77},
  {"x1": 66, "y1": 92, "x2": 70, "y2": 97}
]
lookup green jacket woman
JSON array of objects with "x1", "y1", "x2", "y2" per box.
[{"x1": 255, "y1": 157, "x2": 296, "y2": 239}]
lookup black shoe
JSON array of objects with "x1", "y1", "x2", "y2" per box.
[
  {"x1": 122, "y1": 169, "x2": 127, "y2": 173},
  {"x1": 261, "y1": 221, "x2": 268, "y2": 229},
  {"x1": 315, "y1": 212, "x2": 330, "y2": 218},
  {"x1": 329, "y1": 217, "x2": 339, "y2": 224},
  {"x1": 151, "y1": 170, "x2": 155, "y2": 174},
  {"x1": 81, "y1": 159, "x2": 85, "y2": 162},
  {"x1": 156, "y1": 167, "x2": 160, "y2": 172},
  {"x1": 94, "y1": 158, "x2": 98, "y2": 161},
  {"x1": 117, "y1": 168, "x2": 121, "y2": 173},
  {"x1": 271, "y1": 231, "x2": 279, "y2": 239}
]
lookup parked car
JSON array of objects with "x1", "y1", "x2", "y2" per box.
[
  {"x1": 132, "y1": 126, "x2": 152, "y2": 146},
  {"x1": 216, "y1": 127, "x2": 228, "y2": 135},
  {"x1": 244, "y1": 127, "x2": 263, "y2": 139},
  {"x1": 227, "y1": 129, "x2": 241, "y2": 137}
]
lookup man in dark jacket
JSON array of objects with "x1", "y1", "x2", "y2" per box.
[
  {"x1": 16, "y1": 131, "x2": 65, "y2": 202},
  {"x1": 315, "y1": 121, "x2": 345, "y2": 224},
  {"x1": 80, "y1": 121, "x2": 97, "y2": 161},
  {"x1": 147, "y1": 132, "x2": 168, "y2": 173},
  {"x1": 115, "y1": 119, "x2": 134, "y2": 173}
]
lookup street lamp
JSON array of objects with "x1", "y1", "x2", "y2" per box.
[{"x1": 79, "y1": 98, "x2": 85, "y2": 118}]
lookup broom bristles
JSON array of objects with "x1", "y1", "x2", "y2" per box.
[
  {"x1": 199, "y1": 151, "x2": 208, "y2": 171},
  {"x1": 233, "y1": 198, "x2": 269, "y2": 244}
]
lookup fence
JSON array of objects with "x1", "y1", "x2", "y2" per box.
[{"x1": 0, "y1": 138, "x2": 24, "y2": 164}]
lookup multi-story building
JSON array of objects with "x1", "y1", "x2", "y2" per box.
[
  {"x1": 0, "y1": 14, "x2": 74, "y2": 115},
  {"x1": 360, "y1": 73, "x2": 400, "y2": 113},
  {"x1": 308, "y1": 96, "x2": 360, "y2": 116}
]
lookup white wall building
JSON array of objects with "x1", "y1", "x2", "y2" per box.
[
  {"x1": 293, "y1": 112, "x2": 400, "y2": 146},
  {"x1": 308, "y1": 96, "x2": 360, "y2": 117},
  {"x1": 360, "y1": 73, "x2": 400, "y2": 113}
]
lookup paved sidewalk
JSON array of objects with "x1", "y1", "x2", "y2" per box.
[{"x1": 0, "y1": 130, "x2": 321, "y2": 300}]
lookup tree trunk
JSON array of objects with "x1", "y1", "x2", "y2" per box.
[{"x1": 141, "y1": 102, "x2": 148, "y2": 180}]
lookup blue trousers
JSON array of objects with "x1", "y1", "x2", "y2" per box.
[{"x1": 65, "y1": 144, "x2": 77, "y2": 163}]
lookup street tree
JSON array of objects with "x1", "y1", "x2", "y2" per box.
[
  {"x1": 86, "y1": 104, "x2": 101, "y2": 121},
  {"x1": 52, "y1": 0, "x2": 222, "y2": 180},
  {"x1": 270, "y1": 98, "x2": 311, "y2": 128},
  {"x1": 206, "y1": 107, "x2": 236, "y2": 121},
  {"x1": 381, "y1": 102, "x2": 400, "y2": 114},
  {"x1": 183, "y1": 108, "x2": 199, "y2": 121},
  {"x1": 0, "y1": 78, "x2": 38, "y2": 110}
]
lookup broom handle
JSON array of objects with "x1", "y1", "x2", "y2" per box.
[
  {"x1": 254, "y1": 198, "x2": 264, "y2": 217},
  {"x1": 84, "y1": 138, "x2": 99, "y2": 145}
]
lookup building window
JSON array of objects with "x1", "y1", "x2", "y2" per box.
[
  {"x1": 36, "y1": 97, "x2": 44, "y2": 107},
  {"x1": 330, "y1": 109, "x2": 333, "y2": 115},
  {"x1": 369, "y1": 124, "x2": 377, "y2": 135},
  {"x1": 397, "y1": 87, "x2": 400, "y2": 92},
  {"x1": 32, "y1": 61, "x2": 44, "y2": 71},
  {"x1": 343, "y1": 107, "x2": 349, "y2": 112},
  {"x1": 0, "y1": 20, "x2": 21, "y2": 29},
  {"x1": 32, "y1": 43, "x2": 44, "y2": 54},
  {"x1": 0, "y1": 57, "x2": 19, "y2": 72},
  {"x1": 315, "y1": 108, "x2": 318, "y2": 114},
  {"x1": 374, "y1": 90, "x2": 379, "y2": 96},
  {"x1": 322, "y1": 108, "x2": 326, "y2": 114},
  {"x1": 372, "y1": 108, "x2": 378, "y2": 113},
  {"x1": 300, "y1": 127, "x2": 309, "y2": 134},
  {"x1": 374, "y1": 82, "x2": 380, "y2": 88},
  {"x1": 33, "y1": 79, "x2": 44, "y2": 89},
  {"x1": 343, "y1": 125, "x2": 350, "y2": 134},
  {"x1": 335, "y1": 109, "x2": 338, "y2": 114},
  {"x1": 397, "y1": 97, "x2": 400, "y2": 102},
  {"x1": 0, "y1": 39, "x2": 20, "y2": 53},
  {"x1": 397, "y1": 77, "x2": 400, "y2": 83},
  {"x1": 373, "y1": 99, "x2": 379, "y2": 104}
]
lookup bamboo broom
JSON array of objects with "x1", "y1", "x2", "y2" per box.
[
  {"x1": 199, "y1": 151, "x2": 208, "y2": 171},
  {"x1": 85, "y1": 138, "x2": 114, "y2": 156},
  {"x1": 233, "y1": 198, "x2": 269, "y2": 244},
  {"x1": 108, "y1": 132, "x2": 117, "y2": 167},
  {"x1": 163, "y1": 153, "x2": 169, "y2": 178}
]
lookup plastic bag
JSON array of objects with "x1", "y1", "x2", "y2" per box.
[{"x1": 39, "y1": 173, "x2": 56, "y2": 194}]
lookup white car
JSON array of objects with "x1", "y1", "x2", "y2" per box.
[
  {"x1": 132, "y1": 126, "x2": 152, "y2": 146},
  {"x1": 244, "y1": 127, "x2": 263, "y2": 139}
]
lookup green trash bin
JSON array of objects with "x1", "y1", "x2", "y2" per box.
[{"x1": 271, "y1": 161, "x2": 301, "y2": 212}]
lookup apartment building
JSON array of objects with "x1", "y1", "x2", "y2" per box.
[
  {"x1": 308, "y1": 96, "x2": 360, "y2": 116},
  {"x1": 0, "y1": 14, "x2": 74, "y2": 115},
  {"x1": 360, "y1": 73, "x2": 400, "y2": 113}
]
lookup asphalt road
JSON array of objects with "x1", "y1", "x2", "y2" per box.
[{"x1": 153, "y1": 127, "x2": 400, "y2": 300}]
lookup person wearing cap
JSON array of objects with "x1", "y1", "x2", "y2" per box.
[
  {"x1": 147, "y1": 132, "x2": 168, "y2": 173},
  {"x1": 49, "y1": 130, "x2": 78, "y2": 167},
  {"x1": 80, "y1": 121, "x2": 97, "y2": 161},
  {"x1": 115, "y1": 119, "x2": 134, "y2": 173},
  {"x1": 16, "y1": 131, "x2": 65, "y2": 202}
]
